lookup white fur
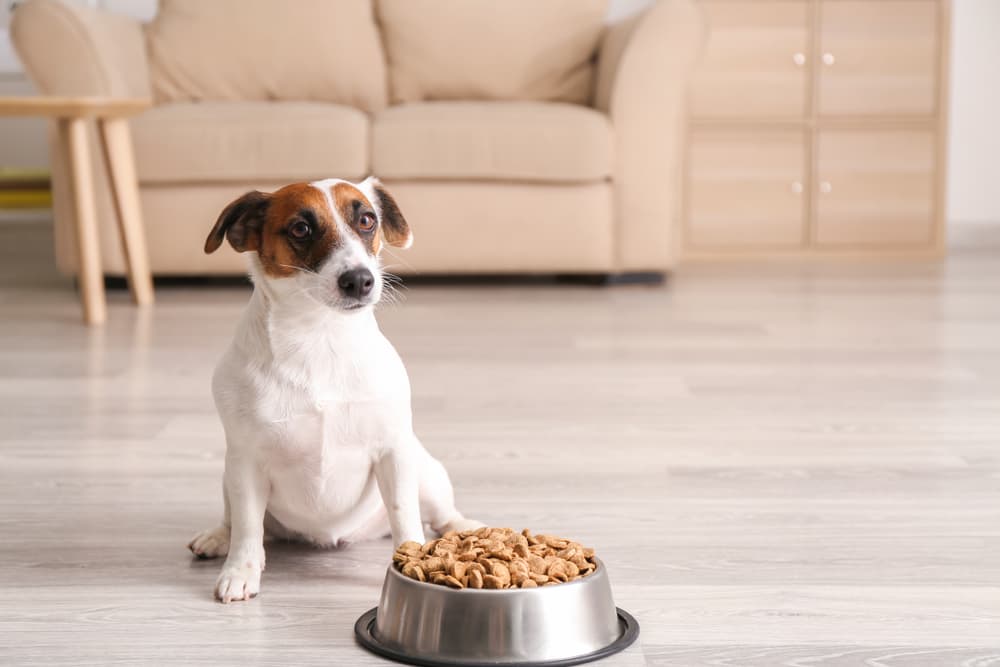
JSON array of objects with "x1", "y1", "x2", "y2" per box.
[{"x1": 189, "y1": 178, "x2": 480, "y2": 603}]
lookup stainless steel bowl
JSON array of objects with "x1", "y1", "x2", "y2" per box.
[{"x1": 355, "y1": 558, "x2": 639, "y2": 667}]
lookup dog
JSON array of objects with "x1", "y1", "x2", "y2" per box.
[{"x1": 189, "y1": 177, "x2": 480, "y2": 603}]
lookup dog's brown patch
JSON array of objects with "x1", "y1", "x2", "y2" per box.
[
  {"x1": 256, "y1": 183, "x2": 339, "y2": 278},
  {"x1": 332, "y1": 182, "x2": 380, "y2": 255},
  {"x1": 204, "y1": 191, "x2": 268, "y2": 254},
  {"x1": 205, "y1": 180, "x2": 409, "y2": 276},
  {"x1": 371, "y1": 182, "x2": 412, "y2": 248}
]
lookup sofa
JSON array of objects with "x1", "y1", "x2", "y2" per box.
[{"x1": 12, "y1": 0, "x2": 703, "y2": 277}]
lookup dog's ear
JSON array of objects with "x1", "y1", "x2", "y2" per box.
[
  {"x1": 363, "y1": 177, "x2": 412, "y2": 249},
  {"x1": 204, "y1": 191, "x2": 270, "y2": 254}
]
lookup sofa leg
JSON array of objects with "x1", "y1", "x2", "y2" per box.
[{"x1": 104, "y1": 276, "x2": 129, "y2": 290}]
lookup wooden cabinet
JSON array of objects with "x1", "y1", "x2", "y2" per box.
[
  {"x1": 691, "y1": 1, "x2": 811, "y2": 118},
  {"x1": 818, "y1": 1, "x2": 940, "y2": 116},
  {"x1": 814, "y1": 129, "x2": 936, "y2": 246},
  {"x1": 681, "y1": 0, "x2": 948, "y2": 258},
  {"x1": 687, "y1": 129, "x2": 807, "y2": 247}
]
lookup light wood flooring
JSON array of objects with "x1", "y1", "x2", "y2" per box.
[{"x1": 1, "y1": 220, "x2": 999, "y2": 666}]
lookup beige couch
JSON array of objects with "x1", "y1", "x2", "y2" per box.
[{"x1": 13, "y1": 0, "x2": 703, "y2": 277}]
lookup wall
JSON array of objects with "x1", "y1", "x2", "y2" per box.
[
  {"x1": 0, "y1": 1, "x2": 45, "y2": 167},
  {"x1": 0, "y1": 70, "x2": 44, "y2": 168},
  {"x1": 608, "y1": 0, "x2": 654, "y2": 21},
  {"x1": 0, "y1": 0, "x2": 997, "y2": 224},
  {"x1": 946, "y1": 0, "x2": 1000, "y2": 224}
]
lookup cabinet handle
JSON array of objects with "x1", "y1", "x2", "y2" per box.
[
  {"x1": 791, "y1": 181, "x2": 803, "y2": 194},
  {"x1": 792, "y1": 52, "x2": 806, "y2": 66},
  {"x1": 819, "y1": 181, "x2": 833, "y2": 194},
  {"x1": 822, "y1": 52, "x2": 835, "y2": 66}
]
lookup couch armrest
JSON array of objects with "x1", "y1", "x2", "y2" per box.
[
  {"x1": 11, "y1": 0, "x2": 150, "y2": 98},
  {"x1": 595, "y1": 0, "x2": 705, "y2": 271}
]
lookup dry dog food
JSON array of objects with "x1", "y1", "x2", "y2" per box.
[{"x1": 392, "y1": 527, "x2": 597, "y2": 590}]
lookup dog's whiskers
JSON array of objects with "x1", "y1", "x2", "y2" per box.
[
  {"x1": 381, "y1": 247, "x2": 418, "y2": 274},
  {"x1": 277, "y1": 263, "x2": 321, "y2": 277},
  {"x1": 376, "y1": 270, "x2": 407, "y2": 310},
  {"x1": 381, "y1": 271, "x2": 405, "y2": 284},
  {"x1": 376, "y1": 287, "x2": 404, "y2": 310}
]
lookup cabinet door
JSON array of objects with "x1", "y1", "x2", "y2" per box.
[
  {"x1": 691, "y1": 1, "x2": 810, "y2": 118},
  {"x1": 686, "y1": 129, "x2": 807, "y2": 249},
  {"x1": 814, "y1": 129, "x2": 936, "y2": 246},
  {"x1": 818, "y1": 0, "x2": 939, "y2": 116}
]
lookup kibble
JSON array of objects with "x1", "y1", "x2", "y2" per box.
[{"x1": 392, "y1": 528, "x2": 597, "y2": 590}]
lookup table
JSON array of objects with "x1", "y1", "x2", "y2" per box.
[{"x1": 0, "y1": 97, "x2": 154, "y2": 325}]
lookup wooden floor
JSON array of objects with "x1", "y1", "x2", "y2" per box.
[{"x1": 1, "y1": 220, "x2": 999, "y2": 666}]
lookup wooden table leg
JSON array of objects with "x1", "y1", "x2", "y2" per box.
[
  {"x1": 61, "y1": 117, "x2": 106, "y2": 326},
  {"x1": 98, "y1": 117, "x2": 154, "y2": 306}
]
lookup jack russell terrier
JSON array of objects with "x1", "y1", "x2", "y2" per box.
[{"x1": 189, "y1": 177, "x2": 480, "y2": 603}]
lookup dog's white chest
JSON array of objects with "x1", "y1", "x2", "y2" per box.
[
  {"x1": 231, "y1": 322, "x2": 412, "y2": 540},
  {"x1": 265, "y1": 407, "x2": 377, "y2": 537},
  {"x1": 260, "y1": 330, "x2": 412, "y2": 440},
  {"x1": 212, "y1": 303, "x2": 414, "y2": 544}
]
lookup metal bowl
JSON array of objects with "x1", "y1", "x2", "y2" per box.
[{"x1": 355, "y1": 558, "x2": 639, "y2": 667}]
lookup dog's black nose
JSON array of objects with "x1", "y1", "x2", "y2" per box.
[{"x1": 338, "y1": 268, "x2": 375, "y2": 299}]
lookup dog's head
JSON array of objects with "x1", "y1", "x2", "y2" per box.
[{"x1": 204, "y1": 177, "x2": 410, "y2": 313}]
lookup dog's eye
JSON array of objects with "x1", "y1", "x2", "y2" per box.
[
  {"x1": 359, "y1": 212, "x2": 377, "y2": 232},
  {"x1": 288, "y1": 221, "x2": 312, "y2": 240}
]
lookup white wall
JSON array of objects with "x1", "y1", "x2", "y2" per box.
[
  {"x1": 99, "y1": 0, "x2": 155, "y2": 21},
  {"x1": 608, "y1": 0, "x2": 653, "y2": 22},
  {"x1": 1, "y1": 3, "x2": 45, "y2": 166},
  {"x1": 946, "y1": 0, "x2": 1000, "y2": 224},
  {"x1": 0, "y1": 74, "x2": 44, "y2": 168},
  {"x1": 0, "y1": 0, "x2": 998, "y2": 224}
]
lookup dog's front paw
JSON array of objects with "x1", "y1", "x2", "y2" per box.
[
  {"x1": 188, "y1": 525, "x2": 230, "y2": 559},
  {"x1": 214, "y1": 559, "x2": 263, "y2": 603}
]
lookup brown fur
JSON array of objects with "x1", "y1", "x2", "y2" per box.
[
  {"x1": 332, "y1": 182, "x2": 381, "y2": 255},
  {"x1": 204, "y1": 191, "x2": 269, "y2": 254},
  {"x1": 371, "y1": 182, "x2": 411, "y2": 248},
  {"x1": 205, "y1": 180, "x2": 405, "y2": 278},
  {"x1": 204, "y1": 183, "x2": 340, "y2": 279},
  {"x1": 257, "y1": 184, "x2": 338, "y2": 278}
]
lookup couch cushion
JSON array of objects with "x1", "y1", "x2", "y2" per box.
[
  {"x1": 372, "y1": 102, "x2": 613, "y2": 183},
  {"x1": 380, "y1": 181, "x2": 614, "y2": 272},
  {"x1": 146, "y1": 0, "x2": 387, "y2": 112},
  {"x1": 376, "y1": 0, "x2": 607, "y2": 105},
  {"x1": 132, "y1": 102, "x2": 369, "y2": 184}
]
